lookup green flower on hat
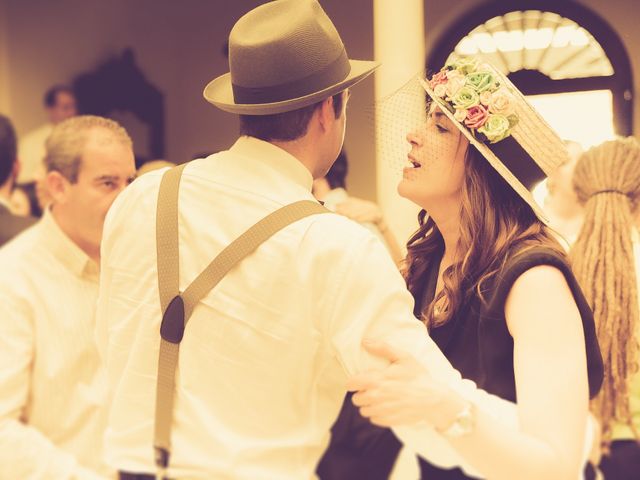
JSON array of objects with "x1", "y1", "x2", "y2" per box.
[
  {"x1": 465, "y1": 71, "x2": 496, "y2": 93},
  {"x1": 478, "y1": 114, "x2": 512, "y2": 143},
  {"x1": 451, "y1": 86, "x2": 480, "y2": 110},
  {"x1": 447, "y1": 56, "x2": 480, "y2": 75}
]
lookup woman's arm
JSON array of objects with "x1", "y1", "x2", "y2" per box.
[
  {"x1": 504, "y1": 264, "x2": 589, "y2": 477},
  {"x1": 349, "y1": 264, "x2": 589, "y2": 480}
]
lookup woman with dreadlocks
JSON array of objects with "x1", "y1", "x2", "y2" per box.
[
  {"x1": 571, "y1": 137, "x2": 640, "y2": 479},
  {"x1": 346, "y1": 56, "x2": 604, "y2": 479}
]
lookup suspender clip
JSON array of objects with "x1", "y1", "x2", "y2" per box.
[{"x1": 160, "y1": 294, "x2": 185, "y2": 344}]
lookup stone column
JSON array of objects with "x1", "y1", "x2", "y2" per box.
[{"x1": 373, "y1": 0, "x2": 424, "y2": 253}]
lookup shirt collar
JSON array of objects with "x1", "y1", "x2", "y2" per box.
[
  {"x1": 40, "y1": 208, "x2": 99, "y2": 279},
  {"x1": 229, "y1": 136, "x2": 314, "y2": 192}
]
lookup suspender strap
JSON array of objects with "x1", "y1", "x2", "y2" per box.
[
  {"x1": 153, "y1": 163, "x2": 328, "y2": 475},
  {"x1": 157, "y1": 163, "x2": 188, "y2": 314}
]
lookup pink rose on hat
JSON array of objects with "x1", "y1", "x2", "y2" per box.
[
  {"x1": 429, "y1": 70, "x2": 448, "y2": 89},
  {"x1": 464, "y1": 105, "x2": 489, "y2": 129}
]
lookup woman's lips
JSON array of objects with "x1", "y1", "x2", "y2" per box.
[{"x1": 407, "y1": 155, "x2": 421, "y2": 168}]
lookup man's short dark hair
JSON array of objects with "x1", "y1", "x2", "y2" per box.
[
  {"x1": 239, "y1": 92, "x2": 344, "y2": 142},
  {"x1": 44, "y1": 85, "x2": 75, "y2": 108},
  {"x1": 0, "y1": 115, "x2": 17, "y2": 185},
  {"x1": 325, "y1": 148, "x2": 348, "y2": 190}
]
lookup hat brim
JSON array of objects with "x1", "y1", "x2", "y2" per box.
[
  {"x1": 420, "y1": 79, "x2": 549, "y2": 225},
  {"x1": 203, "y1": 59, "x2": 380, "y2": 115}
]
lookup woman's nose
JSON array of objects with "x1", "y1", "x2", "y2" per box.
[{"x1": 406, "y1": 129, "x2": 422, "y2": 146}]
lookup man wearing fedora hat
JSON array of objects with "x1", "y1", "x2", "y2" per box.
[{"x1": 96, "y1": 1, "x2": 522, "y2": 479}]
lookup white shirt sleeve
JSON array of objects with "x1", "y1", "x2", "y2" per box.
[
  {"x1": 325, "y1": 233, "x2": 517, "y2": 476},
  {"x1": 0, "y1": 290, "x2": 108, "y2": 480}
]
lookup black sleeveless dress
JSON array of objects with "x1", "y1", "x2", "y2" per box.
[
  {"x1": 416, "y1": 246, "x2": 604, "y2": 479},
  {"x1": 316, "y1": 392, "x2": 401, "y2": 479}
]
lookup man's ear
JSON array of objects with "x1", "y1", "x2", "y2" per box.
[
  {"x1": 10, "y1": 158, "x2": 20, "y2": 185},
  {"x1": 45, "y1": 171, "x2": 71, "y2": 205},
  {"x1": 316, "y1": 96, "x2": 336, "y2": 132}
]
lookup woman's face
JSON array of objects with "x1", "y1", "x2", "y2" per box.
[{"x1": 398, "y1": 105, "x2": 468, "y2": 210}]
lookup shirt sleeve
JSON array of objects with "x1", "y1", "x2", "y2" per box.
[
  {"x1": 0, "y1": 288, "x2": 108, "y2": 480},
  {"x1": 325, "y1": 233, "x2": 518, "y2": 475}
]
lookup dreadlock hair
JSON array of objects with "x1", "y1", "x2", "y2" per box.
[{"x1": 570, "y1": 137, "x2": 640, "y2": 449}]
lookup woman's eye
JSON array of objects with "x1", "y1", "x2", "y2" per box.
[{"x1": 436, "y1": 124, "x2": 448, "y2": 133}]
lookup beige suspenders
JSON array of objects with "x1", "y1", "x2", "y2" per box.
[{"x1": 153, "y1": 163, "x2": 328, "y2": 478}]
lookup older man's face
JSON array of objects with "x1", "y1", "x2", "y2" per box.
[{"x1": 64, "y1": 128, "x2": 136, "y2": 250}]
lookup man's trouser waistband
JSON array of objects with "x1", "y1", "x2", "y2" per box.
[{"x1": 119, "y1": 471, "x2": 173, "y2": 480}]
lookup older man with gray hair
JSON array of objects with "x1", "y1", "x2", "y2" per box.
[{"x1": 0, "y1": 115, "x2": 137, "y2": 479}]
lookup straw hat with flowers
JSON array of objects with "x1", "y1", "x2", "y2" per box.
[{"x1": 421, "y1": 55, "x2": 571, "y2": 222}]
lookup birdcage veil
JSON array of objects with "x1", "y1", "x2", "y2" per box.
[{"x1": 366, "y1": 55, "x2": 572, "y2": 223}]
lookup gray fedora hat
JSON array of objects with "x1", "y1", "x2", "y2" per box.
[{"x1": 203, "y1": 0, "x2": 380, "y2": 115}]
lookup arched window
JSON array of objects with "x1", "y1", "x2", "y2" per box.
[{"x1": 427, "y1": 0, "x2": 633, "y2": 148}]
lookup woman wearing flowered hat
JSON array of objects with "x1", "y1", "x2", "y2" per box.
[{"x1": 347, "y1": 56, "x2": 604, "y2": 479}]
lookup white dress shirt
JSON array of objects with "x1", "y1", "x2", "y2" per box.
[
  {"x1": 97, "y1": 136, "x2": 517, "y2": 479},
  {"x1": 17, "y1": 123, "x2": 52, "y2": 184},
  {"x1": 0, "y1": 210, "x2": 111, "y2": 479}
]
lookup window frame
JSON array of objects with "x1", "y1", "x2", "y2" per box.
[{"x1": 427, "y1": 0, "x2": 633, "y2": 135}]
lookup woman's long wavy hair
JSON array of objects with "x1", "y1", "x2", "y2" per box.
[
  {"x1": 402, "y1": 143, "x2": 565, "y2": 328},
  {"x1": 570, "y1": 137, "x2": 640, "y2": 449}
]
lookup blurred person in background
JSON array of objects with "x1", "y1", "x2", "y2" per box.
[
  {"x1": 0, "y1": 114, "x2": 36, "y2": 246},
  {"x1": 9, "y1": 186, "x2": 33, "y2": 217},
  {"x1": 312, "y1": 148, "x2": 403, "y2": 264},
  {"x1": 571, "y1": 137, "x2": 640, "y2": 480},
  {"x1": 544, "y1": 140, "x2": 585, "y2": 247},
  {"x1": 0, "y1": 115, "x2": 136, "y2": 479},
  {"x1": 18, "y1": 85, "x2": 78, "y2": 216}
]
